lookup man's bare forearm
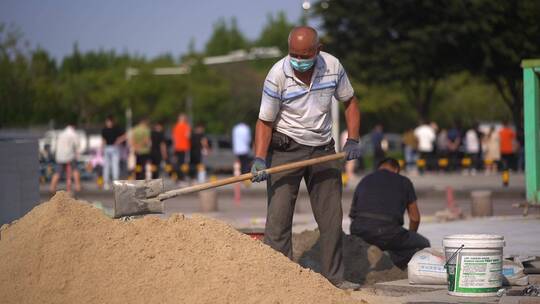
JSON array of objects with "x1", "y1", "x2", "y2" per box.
[
  {"x1": 407, "y1": 201, "x2": 421, "y2": 232},
  {"x1": 254, "y1": 119, "x2": 273, "y2": 159},
  {"x1": 409, "y1": 220, "x2": 420, "y2": 232},
  {"x1": 344, "y1": 96, "x2": 360, "y2": 140}
]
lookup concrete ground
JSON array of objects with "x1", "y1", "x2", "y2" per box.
[{"x1": 356, "y1": 278, "x2": 540, "y2": 304}]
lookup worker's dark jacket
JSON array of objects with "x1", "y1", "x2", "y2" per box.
[{"x1": 350, "y1": 169, "x2": 416, "y2": 231}]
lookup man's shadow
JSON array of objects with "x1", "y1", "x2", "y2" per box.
[{"x1": 293, "y1": 231, "x2": 405, "y2": 284}]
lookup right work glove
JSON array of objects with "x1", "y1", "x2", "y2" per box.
[
  {"x1": 343, "y1": 138, "x2": 362, "y2": 160},
  {"x1": 250, "y1": 157, "x2": 268, "y2": 183}
]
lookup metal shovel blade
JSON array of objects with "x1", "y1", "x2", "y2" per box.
[{"x1": 112, "y1": 179, "x2": 165, "y2": 218}]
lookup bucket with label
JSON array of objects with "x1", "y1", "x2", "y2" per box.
[{"x1": 443, "y1": 234, "x2": 504, "y2": 297}]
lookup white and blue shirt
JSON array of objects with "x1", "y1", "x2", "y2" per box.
[{"x1": 258, "y1": 51, "x2": 355, "y2": 146}]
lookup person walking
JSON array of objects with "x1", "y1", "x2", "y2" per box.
[
  {"x1": 250, "y1": 26, "x2": 362, "y2": 290},
  {"x1": 447, "y1": 124, "x2": 462, "y2": 171},
  {"x1": 49, "y1": 123, "x2": 81, "y2": 193},
  {"x1": 483, "y1": 126, "x2": 500, "y2": 175},
  {"x1": 402, "y1": 128, "x2": 418, "y2": 172},
  {"x1": 101, "y1": 115, "x2": 126, "y2": 190},
  {"x1": 173, "y1": 113, "x2": 191, "y2": 181},
  {"x1": 130, "y1": 118, "x2": 152, "y2": 180},
  {"x1": 349, "y1": 158, "x2": 430, "y2": 269},
  {"x1": 232, "y1": 121, "x2": 252, "y2": 174},
  {"x1": 189, "y1": 123, "x2": 210, "y2": 181},
  {"x1": 150, "y1": 121, "x2": 168, "y2": 179},
  {"x1": 464, "y1": 123, "x2": 483, "y2": 175},
  {"x1": 414, "y1": 121, "x2": 436, "y2": 172},
  {"x1": 435, "y1": 128, "x2": 449, "y2": 171},
  {"x1": 499, "y1": 121, "x2": 516, "y2": 171},
  {"x1": 436, "y1": 129, "x2": 448, "y2": 158}
]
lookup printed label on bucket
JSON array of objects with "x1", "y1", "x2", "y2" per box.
[
  {"x1": 447, "y1": 264, "x2": 456, "y2": 292},
  {"x1": 454, "y1": 254, "x2": 502, "y2": 293}
]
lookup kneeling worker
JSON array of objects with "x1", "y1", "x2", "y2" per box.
[{"x1": 349, "y1": 158, "x2": 430, "y2": 269}]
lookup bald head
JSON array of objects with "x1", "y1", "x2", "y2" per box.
[{"x1": 288, "y1": 26, "x2": 320, "y2": 59}]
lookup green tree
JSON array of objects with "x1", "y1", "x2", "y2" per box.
[
  {"x1": 430, "y1": 73, "x2": 509, "y2": 128},
  {"x1": 0, "y1": 23, "x2": 33, "y2": 126},
  {"x1": 205, "y1": 17, "x2": 248, "y2": 56},
  {"x1": 255, "y1": 11, "x2": 295, "y2": 53},
  {"x1": 315, "y1": 0, "x2": 470, "y2": 120},
  {"x1": 463, "y1": 0, "x2": 540, "y2": 139},
  {"x1": 125, "y1": 68, "x2": 189, "y2": 124},
  {"x1": 316, "y1": 0, "x2": 540, "y2": 133},
  {"x1": 29, "y1": 48, "x2": 62, "y2": 124}
]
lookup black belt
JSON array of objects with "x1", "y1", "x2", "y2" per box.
[
  {"x1": 355, "y1": 212, "x2": 396, "y2": 223},
  {"x1": 272, "y1": 131, "x2": 334, "y2": 150}
]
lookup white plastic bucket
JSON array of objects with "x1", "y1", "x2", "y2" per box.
[{"x1": 443, "y1": 234, "x2": 505, "y2": 297}]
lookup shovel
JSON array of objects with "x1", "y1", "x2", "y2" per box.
[{"x1": 112, "y1": 152, "x2": 346, "y2": 218}]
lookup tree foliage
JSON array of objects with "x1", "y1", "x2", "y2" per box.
[
  {"x1": 255, "y1": 11, "x2": 295, "y2": 53},
  {"x1": 315, "y1": 0, "x2": 540, "y2": 133},
  {"x1": 205, "y1": 17, "x2": 247, "y2": 56},
  {"x1": 315, "y1": 0, "x2": 473, "y2": 120},
  {"x1": 463, "y1": 0, "x2": 540, "y2": 140},
  {"x1": 0, "y1": 5, "x2": 534, "y2": 136}
]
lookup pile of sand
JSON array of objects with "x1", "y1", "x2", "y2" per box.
[{"x1": 0, "y1": 192, "x2": 369, "y2": 304}]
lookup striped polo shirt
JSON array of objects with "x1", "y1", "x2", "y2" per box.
[{"x1": 258, "y1": 51, "x2": 355, "y2": 146}]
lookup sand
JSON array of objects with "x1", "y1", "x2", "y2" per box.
[{"x1": 0, "y1": 192, "x2": 372, "y2": 304}]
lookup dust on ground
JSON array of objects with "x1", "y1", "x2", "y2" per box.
[{"x1": 0, "y1": 192, "x2": 389, "y2": 304}]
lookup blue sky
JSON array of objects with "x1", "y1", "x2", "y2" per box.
[{"x1": 0, "y1": 0, "x2": 310, "y2": 61}]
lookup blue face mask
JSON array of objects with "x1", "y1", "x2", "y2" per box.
[{"x1": 290, "y1": 56, "x2": 316, "y2": 72}]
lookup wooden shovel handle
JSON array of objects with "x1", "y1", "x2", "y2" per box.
[{"x1": 157, "y1": 152, "x2": 346, "y2": 200}]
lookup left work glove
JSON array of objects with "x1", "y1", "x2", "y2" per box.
[
  {"x1": 250, "y1": 157, "x2": 268, "y2": 183},
  {"x1": 343, "y1": 138, "x2": 362, "y2": 160}
]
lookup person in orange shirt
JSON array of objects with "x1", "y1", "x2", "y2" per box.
[
  {"x1": 173, "y1": 113, "x2": 191, "y2": 181},
  {"x1": 499, "y1": 120, "x2": 516, "y2": 171}
]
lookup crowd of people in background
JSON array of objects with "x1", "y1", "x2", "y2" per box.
[
  {"x1": 113, "y1": 113, "x2": 212, "y2": 188},
  {"x1": 46, "y1": 113, "x2": 522, "y2": 193},
  {"x1": 339, "y1": 119, "x2": 521, "y2": 180},
  {"x1": 402, "y1": 120, "x2": 520, "y2": 175}
]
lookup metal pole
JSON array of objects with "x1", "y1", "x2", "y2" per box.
[
  {"x1": 125, "y1": 68, "x2": 135, "y2": 132},
  {"x1": 522, "y1": 60, "x2": 540, "y2": 205},
  {"x1": 126, "y1": 108, "x2": 132, "y2": 133},
  {"x1": 186, "y1": 96, "x2": 193, "y2": 126},
  {"x1": 301, "y1": 1, "x2": 310, "y2": 25}
]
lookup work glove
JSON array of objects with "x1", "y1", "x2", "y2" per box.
[
  {"x1": 251, "y1": 157, "x2": 268, "y2": 183},
  {"x1": 343, "y1": 138, "x2": 362, "y2": 160}
]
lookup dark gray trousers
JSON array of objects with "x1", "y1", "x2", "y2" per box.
[
  {"x1": 351, "y1": 221, "x2": 431, "y2": 269},
  {"x1": 264, "y1": 132, "x2": 344, "y2": 284}
]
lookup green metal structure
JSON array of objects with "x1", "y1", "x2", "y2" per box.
[{"x1": 521, "y1": 59, "x2": 540, "y2": 207}]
